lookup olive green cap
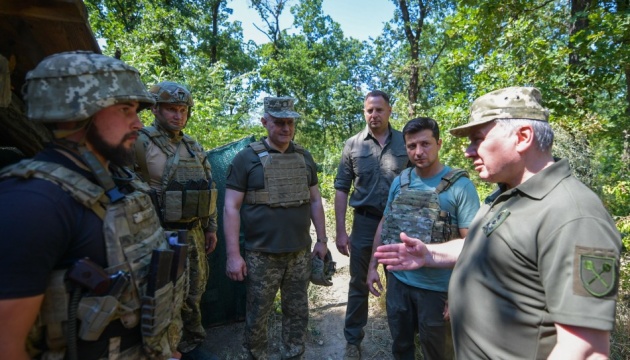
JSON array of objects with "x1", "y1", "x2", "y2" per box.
[{"x1": 450, "y1": 86, "x2": 549, "y2": 137}]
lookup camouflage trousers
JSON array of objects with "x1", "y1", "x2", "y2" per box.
[
  {"x1": 175, "y1": 225, "x2": 209, "y2": 353},
  {"x1": 244, "y1": 249, "x2": 311, "y2": 360}
]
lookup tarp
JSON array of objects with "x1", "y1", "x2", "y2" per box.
[{"x1": 201, "y1": 135, "x2": 255, "y2": 327}]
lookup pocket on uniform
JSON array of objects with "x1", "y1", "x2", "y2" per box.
[
  {"x1": 164, "y1": 191, "x2": 183, "y2": 222},
  {"x1": 197, "y1": 189, "x2": 211, "y2": 218},
  {"x1": 182, "y1": 190, "x2": 199, "y2": 219}
]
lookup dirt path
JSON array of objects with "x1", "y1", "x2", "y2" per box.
[{"x1": 201, "y1": 242, "x2": 395, "y2": 360}]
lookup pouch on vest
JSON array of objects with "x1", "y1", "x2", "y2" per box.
[
  {"x1": 141, "y1": 248, "x2": 175, "y2": 358},
  {"x1": 182, "y1": 180, "x2": 199, "y2": 219},
  {"x1": 164, "y1": 181, "x2": 184, "y2": 222},
  {"x1": 197, "y1": 180, "x2": 216, "y2": 218},
  {"x1": 77, "y1": 296, "x2": 119, "y2": 341},
  {"x1": 141, "y1": 281, "x2": 174, "y2": 358}
]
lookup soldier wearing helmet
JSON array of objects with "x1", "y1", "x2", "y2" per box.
[
  {"x1": 134, "y1": 81, "x2": 218, "y2": 360},
  {"x1": 0, "y1": 51, "x2": 182, "y2": 359}
]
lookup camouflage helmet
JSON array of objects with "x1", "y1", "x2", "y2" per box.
[
  {"x1": 23, "y1": 51, "x2": 155, "y2": 123},
  {"x1": 149, "y1": 81, "x2": 194, "y2": 107},
  {"x1": 310, "y1": 249, "x2": 336, "y2": 287}
]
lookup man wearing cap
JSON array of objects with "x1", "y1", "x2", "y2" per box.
[
  {"x1": 224, "y1": 96, "x2": 328, "y2": 359},
  {"x1": 134, "y1": 81, "x2": 218, "y2": 360},
  {"x1": 0, "y1": 51, "x2": 181, "y2": 359},
  {"x1": 334, "y1": 90, "x2": 409, "y2": 359},
  {"x1": 374, "y1": 87, "x2": 621, "y2": 358}
]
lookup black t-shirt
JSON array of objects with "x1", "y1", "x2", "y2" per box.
[
  {"x1": 0, "y1": 147, "x2": 105, "y2": 298},
  {"x1": 0, "y1": 146, "x2": 140, "y2": 358}
]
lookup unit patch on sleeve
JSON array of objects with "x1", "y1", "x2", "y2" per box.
[{"x1": 573, "y1": 246, "x2": 618, "y2": 298}]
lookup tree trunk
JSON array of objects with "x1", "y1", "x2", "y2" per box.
[
  {"x1": 398, "y1": 0, "x2": 427, "y2": 118},
  {"x1": 568, "y1": 0, "x2": 595, "y2": 101},
  {"x1": 210, "y1": 0, "x2": 221, "y2": 64},
  {"x1": 617, "y1": 0, "x2": 630, "y2": 116}
]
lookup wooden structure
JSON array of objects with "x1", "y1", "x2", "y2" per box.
[{"x1": 0, "y1": 0, "x2": 100, "y2": 158}]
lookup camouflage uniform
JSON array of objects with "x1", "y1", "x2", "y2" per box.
[
  {"x1": 134, "y1": 82, "x2": 218, "y2": 353},
  {"x1": 245, "y1": 250, "x2": 311, "y2": 359}
]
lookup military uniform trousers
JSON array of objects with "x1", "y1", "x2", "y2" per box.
[
  {"x1": 172, "y1": 224, "x2": 209, "y2": 353},
  {"x1": 386, "y1": 273, "x2": 451, "y2": 360},
  {"x1": 344, "y1": 211, "x2": 381, "y2": 345},
  {"x1": 245, "y1": 249, "x2": 311, "y2": 359}
]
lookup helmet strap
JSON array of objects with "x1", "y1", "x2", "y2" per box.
[
  {"x1": 51, "y1": 118, "x2": 92, "y2": 139},
  {"x1": 78, "y1": 146, "x2": 125, "y2": 203}
]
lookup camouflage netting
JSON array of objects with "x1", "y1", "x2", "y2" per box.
[{"x1": 202, "y1": 135, "x2": 255, "y2": 327}]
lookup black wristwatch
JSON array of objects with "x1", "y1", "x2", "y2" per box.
[{"x1": 316, "y1": 237, "x2": 328, "y2": 244}]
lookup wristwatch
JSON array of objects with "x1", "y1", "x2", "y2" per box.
[{"x1": 316, "y1": 237, "x2": 328, "y2": 244}]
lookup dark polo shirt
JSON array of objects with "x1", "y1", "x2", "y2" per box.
[{"x1": 334, "y1": 125, "x2": 409, "y2": 216}]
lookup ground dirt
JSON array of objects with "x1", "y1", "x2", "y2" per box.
[{"x1": 199, "y1": 239, "x2": 395, "y2": 360}]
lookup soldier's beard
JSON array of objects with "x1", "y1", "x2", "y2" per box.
[{"x1": 86, "y1": 126, "x2": 136, "y2": 167}]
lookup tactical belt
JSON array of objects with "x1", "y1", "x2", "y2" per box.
[
  {"x1": 163, "y1": 219, "x2": 200, "y2": 230},
  {"x1": 354, "y1": 207, "x2": 382, "y2": 221}
]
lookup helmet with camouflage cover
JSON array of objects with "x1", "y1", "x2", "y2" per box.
[
  {"x1": 149, "y1": 81, "x2": 194, "y2": 107},
  {"x1": 23, "y1": 51, "x2": 155, "y2": 123},
  {"x1": 310, "y1": 249, "x2": 336, "y2": 287}
]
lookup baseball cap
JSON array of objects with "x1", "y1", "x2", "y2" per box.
[
  {"x1": 449, "y1": 86, "x2": 549, "y2": 137},
  {"x1": 264, "y1": 96, "x2": 301, "y2": 118}
]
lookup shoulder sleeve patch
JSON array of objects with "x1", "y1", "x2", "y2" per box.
[{"x1": 573, "y1": 246, "x2": 618, "y2": 298}]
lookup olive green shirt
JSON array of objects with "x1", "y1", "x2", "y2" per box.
[{"x1": 449, "y1": 159, "x2": 621, "y2": 359}]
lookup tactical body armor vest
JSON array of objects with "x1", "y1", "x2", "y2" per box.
[
  {"x1": 244, "y1": 141, "x2": 311, "y2": 208},
  {"x1": 380, "y1": 168, "x2": 468, "y2": 245},
  {"x1": 136, "y1": 127, "x2": 216, "y2": 224},
  {"x1": 0, "y1": 160, "x2": 184, "y2": 360}
]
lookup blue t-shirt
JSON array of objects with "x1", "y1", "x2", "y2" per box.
[{"x1": 384, "y1": 165, "x2": 480, "y2": 292}]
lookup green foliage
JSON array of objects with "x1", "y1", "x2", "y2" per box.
[
  {"x1": 82, "y1": 0, "x2": 630, "y2": 357},
  {"x1": 85, "y1": 0, "x2": 629, "y2": 215}
]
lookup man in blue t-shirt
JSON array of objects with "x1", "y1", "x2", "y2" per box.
[{"x1": 367, "y1": 117, "x2": 480, "y2": 360}]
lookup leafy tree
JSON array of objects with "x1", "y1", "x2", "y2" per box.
[
  {"x1": 252, "y1": 0, "x2": 366, "y2": 160},
  {"x1": 85, "y1": 0, "x2": 259, "y2": 150}
]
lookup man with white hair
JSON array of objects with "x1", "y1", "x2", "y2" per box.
[{"x1": 375, "y1": 87, "x2": 621, "y2": 359}]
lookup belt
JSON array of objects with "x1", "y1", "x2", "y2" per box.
[
  {"x1": 163, "y1": 219, "x2": 200, "y2": 230},
  {"x1": 354, "y1": 207, "x2": 382, "y2": 221}
]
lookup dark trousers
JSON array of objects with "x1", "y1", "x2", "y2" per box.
[
  {"x1": 386, "y1": 273, "x2": 450, "y2": 360},
  {"x1": 344, "y1": 211, "x2": 380, "y2": 345}
]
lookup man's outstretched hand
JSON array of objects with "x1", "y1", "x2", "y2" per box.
[{"x1": 373, "y1": 232, "x2": 428, "y2": 271}]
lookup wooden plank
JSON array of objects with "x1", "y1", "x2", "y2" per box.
[{"x1": 0, "y1": 0, "x2": 88, "y2": 23}]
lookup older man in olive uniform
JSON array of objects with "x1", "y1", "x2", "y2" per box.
[
  {"x1": 375, "y1": 87, "x2": 622, "y2": 359},
  {"x1": 224, "y1": 97, "x2": 328, "y2": 359}
]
